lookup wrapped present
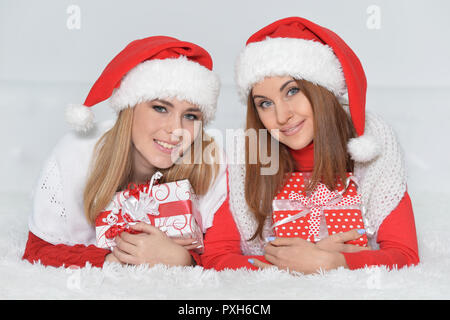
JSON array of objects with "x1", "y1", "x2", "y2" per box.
[
  {"x1": 95, "y1": 171, "x2": 204, "y2": 253},
  {"x1": 272, "y1": 172, "x2": 368, "y2": 247}
]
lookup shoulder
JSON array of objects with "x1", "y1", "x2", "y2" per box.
[
  {"x1": 354, "y1": 112, "x2": 408, "y2": 237},
  {"x1": 35, "y1": 120, "x2": 115, "y2": 204},
  {"x1": 348, "y1": 111, "x2": 403, "y2": 164},
  {"x1": 195, "y1": 138, "x2": 229, "y2": 232},
  {"x1": 28, "y1": 120, "x2": 115, "y2": 246}
]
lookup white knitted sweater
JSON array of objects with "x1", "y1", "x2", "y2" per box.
[{"x1": 227, "y1": 112, "x2": 408, "y2": 255}]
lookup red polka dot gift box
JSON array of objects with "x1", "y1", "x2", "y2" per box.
[{"x1": 272, "y1": 172, "x2": 368, "y2": 247}]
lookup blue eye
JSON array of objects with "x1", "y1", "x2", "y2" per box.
[
  {"x1": 152, "y1": 105, "x2": 167, "y2": 113},
  {"x1": 184, "y1": 113, "x2": 198, "y2": 121},
  {"x1": 287, "y1": 87, "x2": 299, "y2": 96},
  {"x1": 258, "y1": 100, "x2": 273, "y2": 109}
]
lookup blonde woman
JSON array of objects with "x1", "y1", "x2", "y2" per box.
[{"x1": 22, "y1": 36, "x2": 226, "y2": 268}]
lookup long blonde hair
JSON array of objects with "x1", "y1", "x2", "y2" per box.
[{"x1": 83, "y1": 107, "x2": 220, "y2": 224}]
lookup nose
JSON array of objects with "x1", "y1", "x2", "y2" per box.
[
  {"x1": 165, "y1": 113, "x2": 183, "y2": 142},
  {"x1": 274, "y1": 100, "x2": 293, "y2": 124}
]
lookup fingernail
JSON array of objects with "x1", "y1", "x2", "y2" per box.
[
  {"x1": 357, "y1": 229, "x2": 366, "y2": 235},
  {"x1": 265, "y1": 236, "x2": 276, "y2": 242},
  {"x1": 196, "y1": 245, "x2": 203, "y2": 249},
  {"x1": 192, "y1": 241, "x2": 198, "y2": 245},
  {"x1": 248, "y1": 258, "x2": 254, "y2": 264}
]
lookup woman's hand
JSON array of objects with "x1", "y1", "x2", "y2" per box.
[
  {"x1": 251, "y1": 237, "x2": 331, "y2": 274},
  {"x1": 111, "y1": 222, "x2": 194, "y2": 267},
  {"x1": 316, "y1": 229, "x2": 371, "y2": 253},
  {"x1": 170, "y1": 237, "x2": 202, "y2": 251},
  {"x1": 250, "y1": 231, "x2": 371, "y2": 274},
  {"x1": 104, "y1": 252, "x2": 123, "y2": 264}
]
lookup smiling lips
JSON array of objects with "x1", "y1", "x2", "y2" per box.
[
  {"x1": 154, "y1": 139, "x2": 181, "y2": 154},
  {"x1": 280, "y1": 120, "x2": 305, "y2": 136}
]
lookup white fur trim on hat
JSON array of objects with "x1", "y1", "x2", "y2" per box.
[
  {"x1": 235, "y1": 37, "x2": 346, "y2": 102},
  {"x1": 65, "y1": 104, "x2": 95, "y2": 132},
  {"x1": 109, "y1": 56, "x2": 220, "y2": 124},
  {"x1": 347, "y1": 134, "x2": 381, "y2": 162}
]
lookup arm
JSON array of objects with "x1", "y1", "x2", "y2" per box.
[
  {"x1": 200, "y1": 195, "x2": 268, "y2": 271},
  {"x1": 340, "y1": 191, "x2": 420, "y2": 270},
  {"x1": 24, "y1": 134, "x2": 112, "y2": 268},
  {"x1": 22, "y1": 231, "x2": 110, "y2": 268}
]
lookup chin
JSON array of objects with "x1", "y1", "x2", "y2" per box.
[
  {"x1": 144, "y1": 153, "x2": 175, "y2": 170},
  {"x1": 282, "y1": 138, "x2": 312, "y2": 151}
]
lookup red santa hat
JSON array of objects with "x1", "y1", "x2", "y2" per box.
[
  {"x1": 66, "y1": 36, "x2": 220, "y2": 132},
  {"x1": 235, "y1": 17, "x2": 380, "y2": 162}
]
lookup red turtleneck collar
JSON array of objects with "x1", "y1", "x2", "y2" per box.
[{"x1": 288, "y1": 142, "x2": 315, "y2": 172}]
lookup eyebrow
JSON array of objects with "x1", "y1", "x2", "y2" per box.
[
  {"x1": 153, "y1": 99, "x2": 174, "y2": 107},
  {"x1": 153, "y1": 99, "x2": 201, "y2": 113},
  {"x1": 252, "y1": 79, "x2": 296, "y2": 100},
  {"x1": 280, "y1": 79, "x2": 296, "y2": 92},
  {"x1": 185, "y1": 107, "x2": 202, "y2": 113}
]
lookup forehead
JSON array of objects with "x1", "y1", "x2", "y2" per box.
[
  {"x1": 155, "y1": 98, "x2": 201, "y2": 112},
  {"x1": 252, "y1": 76, "x2": 295, "y2": 94}
]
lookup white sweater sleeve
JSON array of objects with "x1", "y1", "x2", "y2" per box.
[
  {"x1": 28, "y1": 151, "x2": 70, "y2": 244},
  {"x1": 28, "y1": 121, "x2": 114, "y2": 246},
  {"x1": 196, "y1": 149, "x2": 228, "y2": 233}
]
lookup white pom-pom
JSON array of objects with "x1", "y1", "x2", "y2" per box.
[
  {"x1": 65, "y1": 104, "x2": 95, "y2": 132},
  {"x1": 347, "y1": 134, "x2": 381, "y2": 162}
]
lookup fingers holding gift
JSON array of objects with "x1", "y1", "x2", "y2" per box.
[
  {"x1": 262, "y1": 253, "x2": 289, "y2": 271},
  {"x1": 128, "y1": 222, "x2": 166, "y2": 237},
  {"x1": 115, "y1": 233, "x2": 138, "y2": 255},
  {"x1": 316, "y1": 229, "x2": 369, "y2": 252},
  {"x1": 266, "y1": 235, "x2": 314, "y2": 249},
  {"x1": 340, "y1": 243, "x2": 372, "y2": 253},
  {"x1": 247, "y1": 257, "x2": 275, "y2": 270},
  {"x1": 171, "y1": 237, "x2": 202, "y2": 250},
  {"x1": 111, "y1": 246, "x2": 141, "y2": 265},
  {"x1": 331, "y1": 229, "x2": 366, "y2": 244}
]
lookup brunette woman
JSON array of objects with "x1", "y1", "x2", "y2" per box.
[{"x1": 200, "y1": 17, "x2": 419, "y2": 273}]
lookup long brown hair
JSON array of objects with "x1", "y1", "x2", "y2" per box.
[
  {"x1": 83, "y1": 107, "x2": 220, "y2": 224},
  {"x1": 245, "y1": 79, "x2": 357, "y2": 240}
]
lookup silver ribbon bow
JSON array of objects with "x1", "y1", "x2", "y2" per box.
[{"x1": 121, "y1": 171, "x2": 163, "y2": 223}]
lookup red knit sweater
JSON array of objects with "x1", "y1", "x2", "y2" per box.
[
  {"x1": 22, "y1": 232, "x2": 201, "y2": 268},
  {"x1": 201, "y1": 142, "x2": 420, "y2": 271},
  {"x1": 22, "y1": 232, "x2": 110, "y2": 268}
]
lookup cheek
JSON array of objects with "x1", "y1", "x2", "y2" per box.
[
  {"x1": 132, "y1": 107, "x2": 150, "y2": 139},
  {"x1": 180, "y1": 122, "x2": 201, "y2": 151},
  {"x1": 257, "y1": 110, "x2": 276, "y2": 131},
  {"x1": 131, "y1": 118, "x2": 151, "y2": 147},
  {"x1": 131, "y1": 112, "x2": 162, "y2": 161},
  {"x1": 304, "y1": 119, "x2": 315, "y2": 141},
  {"x1": 256, "y1": 112, "x2": 281, "y2": 142}
]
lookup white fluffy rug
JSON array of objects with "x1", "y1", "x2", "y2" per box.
[{"x1": 1, "y1": 189, "x2": 450, "y2": 300}]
